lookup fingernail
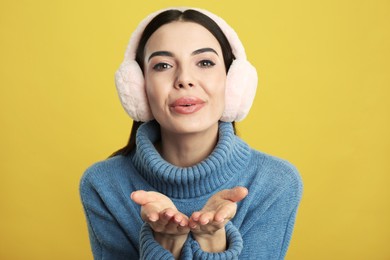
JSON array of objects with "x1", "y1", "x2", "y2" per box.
[{"x1": 148, "y1": 215, "x2": 157, "y2": 222}]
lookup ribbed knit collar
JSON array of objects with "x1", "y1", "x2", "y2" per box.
[{"x1": 131, "y1": 120, "x2": 251, "y2": 199}]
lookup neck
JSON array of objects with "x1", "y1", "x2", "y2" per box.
[{"x1": 158, "y1": 123, "x2": 219, "y2": 167}]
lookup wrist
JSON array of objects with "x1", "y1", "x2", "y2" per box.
[
  {"x1": 154, "y1": 232, "x2": 188, "y2": 259},
  {"x1": 192, "y1": 228, "x2": 226, "y2": 253}
]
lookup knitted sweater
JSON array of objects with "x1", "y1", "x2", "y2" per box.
[{"x1": 80, "y1": 121, "x2": 303, "y2": 259}]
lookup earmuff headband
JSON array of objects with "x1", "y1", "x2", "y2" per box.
[{"x1": 115, "y1": 7, "x2": 258, "y2": 122}]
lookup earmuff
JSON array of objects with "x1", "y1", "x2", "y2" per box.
[{"x1": 115, "y1": 7, "x2": 258, "y2": 122}]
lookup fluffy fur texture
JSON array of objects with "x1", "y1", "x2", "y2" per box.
[{"x1": 115, "y1": 7, "x2": 258, "y2": 122}]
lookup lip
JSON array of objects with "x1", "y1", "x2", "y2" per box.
[{"x1": 169, "y1": 96, "x2": 206, "y2": 114}]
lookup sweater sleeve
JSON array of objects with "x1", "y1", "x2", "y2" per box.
[
  {"x1": 180, "y1": 221, "x2": 243, "y2": 260},
  {"x1": 139, "y1": 221, "x2": 243, "y2": 260},
  {"x1": 79, "y1": 171, "x2": 139, "y2": 260},
  {"x1": 238, "y1": 161, "x2": 303, "y2": 259},
  {"x1": 139, "y1": 223, "x2": 175, "y2": 260},
  {"x1": 80, "y1": 165, "x2": 177, "y2": 259}
]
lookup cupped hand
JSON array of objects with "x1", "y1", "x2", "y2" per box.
[
  {"x1": 131, "y1": 190, "x2": 190, "y2": 236},
  {"x1": 189, "y1": 186, "x2": 248, "y2": 235}
]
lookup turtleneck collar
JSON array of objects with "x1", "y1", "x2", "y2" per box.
[{"x1": 131, "y1": 120, "x2": 251, "y2": 199}]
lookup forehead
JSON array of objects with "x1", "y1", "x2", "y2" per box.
[{"x1": 144, "y1": 21, "x2": 222, "y2": 53}]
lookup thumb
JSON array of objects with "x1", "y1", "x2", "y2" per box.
[
  {"x1": 130, "y1": 190, "x2": 159, "y2": 206},
  {"x1": 225, "y1": 186, "x2": 248, "y2": 203}
]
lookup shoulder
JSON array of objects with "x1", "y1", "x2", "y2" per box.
[
  {"x1": 81, "y1": 155, "x2": 126, "y2": 181},
  {"x1": 247, "y1": 148, "x2": 303, "y2": 198},
  {"x1": 233, "y1": 146, "x2": 303, "y2": 232},
  {"x1": 79, "y1": 155, "x2": 135, "y2": 194}
]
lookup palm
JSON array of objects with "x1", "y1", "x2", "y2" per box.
[
  {"x1": 189, "y1": 187, "x2": 248, "y2": 235},
  {"x1": 131, "y1": 190, "x2": 190, "y2": 236}
]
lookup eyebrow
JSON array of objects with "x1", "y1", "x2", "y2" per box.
[
  {"x1": 192, "y1": 48, "x2": 219, "y2": 56},
  {"x1": 148, "y1": 51, "x2": 173, "y2": 61},
  {"x1": 147, "y1": 48, "x2": 218, "y2": 61}
]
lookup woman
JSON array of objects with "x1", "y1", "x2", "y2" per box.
[{"x1": 80, "y1": 7, "x2": 303, "y2": 260}]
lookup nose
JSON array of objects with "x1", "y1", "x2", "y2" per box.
[{"x1": 175, "y1": 66, "x2": 194, "y2": 89}]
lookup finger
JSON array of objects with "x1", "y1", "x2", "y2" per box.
[
  {"x1": 148, "y1": 209, "x2": 175, "y2": 233},
  {"x1": 189, "y1": 217, "x2": 199, "y2": 229},
  {"x1": 154, "y1": 212, "x2": 189, "y2": 234},
  {"x1": 167, "y1": 210, "x2": 189, "y2": 227},
  {"x1": 198, "y1": 212, "x2": 214, "y2": 225},
  {"x1": 191, "y1": 211, "x2": 202, "y2": 222},
  {"x1": 189, "y1": 211, "x2": 202, "y2": 228},
  {"x1": 141, "y1": 209, "x2": 159, "y2": 222},
  {"x1": 177, "y1": 223, "x2": 190, "y2": 233},
  {"x1": 222, "y1": 187, "x2": 248, "y2": 202},
  {"x1": 173, "y1": 213, "x2": 189, "y2": 227},
  {"x1": 140, "y1": 204, "x2": 160, "y2": 222},
  {"x1": 131, "y1": 190, "x2": 161, "y2": 206},
  {"x1": 173, "y1": 213, "x2": 183, "y2": 224},
  {"x1": 141, "y1": 205, "x2": 174, "y2": 223},
  {"x1": 178, "y1": 216, "x2": 189, "y2": 227},
  {"x1": 164, "y1": 217, "x2": 185, "y2": 233},
  {"x1": 159, "y1": 208, "x2": 176, "y2": 224},
  {"x1": 214, "y1": 203, "x2": 237, "y2": 223}
]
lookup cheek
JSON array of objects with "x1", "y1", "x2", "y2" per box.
[
  {"x1": 145, "y1": 77, "x2": 168, "y2": 113},
  {"x1": 145, "y1": 73, "x2": 159, "y2": 97},
  {"x1": 145, "y1": 79, "x2": 158, "y2": 107},
  {"x1": 145, "y1": 77, "x2": 156, "y2": 102},
  {"x1": 212, "y1": 73, "x2": 227, "y2": 102},
  {"x1": 217, "y1": 75, "x2": 227, "y2": 113}
]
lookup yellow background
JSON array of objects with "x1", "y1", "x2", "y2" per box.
[{"x1": 1, "y1": 0, "x2": 389, "y2": 259}]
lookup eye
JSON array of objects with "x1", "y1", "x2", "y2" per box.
[
  {"x1": 197, "y1": 60, "x2": 215, "y2": 68},
  {"x1": 153, "y1": 63, "x2": 172, "y2": 71}
]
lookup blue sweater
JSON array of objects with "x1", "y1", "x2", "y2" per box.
[{"x1": 80, "y1": 121, "x2": 303, "y2": 259}]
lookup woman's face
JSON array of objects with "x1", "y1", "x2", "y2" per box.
[{"x1": 144, "y1": 21, "x2": 226, "y2": 136}]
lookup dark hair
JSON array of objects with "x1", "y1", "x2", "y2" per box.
[{"x1": 111, "y1": 9, "x2": 236, "y2": 157}]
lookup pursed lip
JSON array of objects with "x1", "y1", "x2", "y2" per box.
[
  {"x1": 170, "y1": 96, "x2": 205, "y2": 107},
  {"x1": 169, "y1": 96, "x2": 206, "y2": 114}
]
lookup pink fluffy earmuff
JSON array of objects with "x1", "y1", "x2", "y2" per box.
[{"x1": 115, "y1": 7, "x2": 258, "y2": 122}]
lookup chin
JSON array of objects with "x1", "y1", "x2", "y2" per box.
[{"x1": 161, "y1": 117, "x2": 220, "y2": 136}]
